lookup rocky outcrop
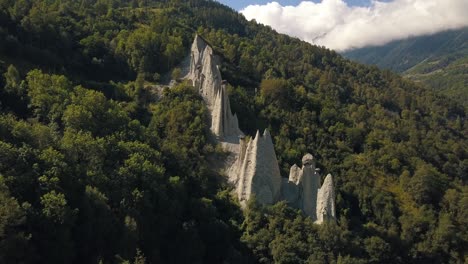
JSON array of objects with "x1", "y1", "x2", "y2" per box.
[
  {"x1": 316, "y1": 174, "x2": 336, "y2": 224},
  {"x1": 187, "y1": 35, "x2": 242, "y2": 139},
  {"x1": 185, "y1": 35, "x2": 336, "y2": 223},
  {"x1": 281, "y1": 154, "x2": 336, "y2": 222},
  {"x1": 237, "y1": 130, "x2": 282, "y2": 206},
  {"x1": 211, "y1": 83, "x2": 242, "y2": 139}
]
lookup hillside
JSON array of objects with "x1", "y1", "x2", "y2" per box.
[
  {"x1": 344, "y1": 28, "x2": 468, "y2": 104},
  {"x1": 0, "y1": 1, "x2": 467, "y2": 263}
]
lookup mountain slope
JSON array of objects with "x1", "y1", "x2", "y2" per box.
[
  {"x1": 0, "y1": 1, "x2": 466, "y2": 263},
  {"x1": 344, "y1": 28, "x2": 468, "y2": 104}
]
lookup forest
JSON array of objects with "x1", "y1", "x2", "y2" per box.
[{"x1": 0, "y1": 0, "x2": 466, "y2": 263}]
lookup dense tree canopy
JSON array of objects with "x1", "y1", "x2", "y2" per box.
[{"x1": 0, "y1": 0, "x2": 466, "y2": 263}]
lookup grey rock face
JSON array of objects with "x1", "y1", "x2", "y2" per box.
[
  {"x1": 281, "y1": 154, "x2": 336, "y2": 222},
  {"x1": 211, "y1": 83, "x2": 242, "y2": 138},
  {"x1": 302, "y1": 153, "x2": 314, "y2": 166},
  {"x1": 316, "y1": 174, "x2": 336, "y2": 224},
  {"x1": 237, "y1": 130, "x2": 282, "y2": 206},
  {"x1": 288, "y1": 164, "x2": 303, "y2": 185},
  {"x1": 302, "y1": 163, "x2": 321, "y2": 219},
  {"x1": 187, "y1": 35, "x2": 242, "y2": 139}
]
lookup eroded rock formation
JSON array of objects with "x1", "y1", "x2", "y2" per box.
[
  {"x1": 236, "y1": 130, "x2": 282, "y2": 206},
  {"x1": 316, "y1": 174, "x2": 336, "y2": 224},
  {"x1": 185, "y1": 35, "x2": 336, "y2": 223},
  {"x1": 281, "y1": 154, "x2": 336, "y2": 221},
  {"x1": 187, "y1": 35, "x2": 242, "y2": 140}
]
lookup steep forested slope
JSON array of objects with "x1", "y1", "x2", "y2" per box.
[
  {"x1": 343, "y1": 28, "x2": 468, "y2": 104},
  {"x1": 0, "y1": 0, "x2": 466, "y2": 263}
]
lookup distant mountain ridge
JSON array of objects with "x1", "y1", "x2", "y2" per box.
[{"x1": 343, "y1": 27, "x2": 468, "y2": 104}]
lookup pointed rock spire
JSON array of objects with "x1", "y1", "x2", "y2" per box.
[
  {"x1": 254, "y1": 130, "x2": 260, "y2": 140},
  {"x1": 288, "y1": 164, "x2": 302, "y2": 184},
  {"x1": 237, "y1": 129, "x2": 282, "y2": 206},
  {"x1": 316, "y1": 174, "x2": 336, "y2": 224},
  {"x1": 187, "y1": 35, "x2": 242, "y2": 139}
]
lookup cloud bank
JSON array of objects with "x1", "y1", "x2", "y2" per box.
[{"x1": 241, "y1": 0, "x2": 468, "y2": 51}]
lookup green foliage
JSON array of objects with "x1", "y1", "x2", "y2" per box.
[
  {"x1": 0, "y1": 175, "x2": 30, "y2": 263},
  {"x1": 26, "y1": 69, "x2": 72, "y2": 123},
  {"x1": 0, "y1": 176, "x2": 24, "y2": 237},
  {"x1": 406, "y1": 163, "x2": 448, "y2": 205},
  {"x1": 3, "y1": 65, "x2": 21, "y2": 95},
  {"x1": 63, "y1": 86, "x2": 129, "y2": 136},
  {"x1": 241, "y1": 201, "x2": 358, "y2": 264},
  {"x1": 171, "y1": 67, "x2": 182, "y2": 80},
  {"x1": 0, "y1": 0, "x2": 466, "y2": 263},
  {"x1": 115, "y1": 27, "x2": 160, "y2": 73},
  {"x1": 40, "y1": 190, "x2": 69, "y2": 223},
  {"x1": 0, "y1": 65, "x2": 245, "y2": 262},
  {"x1": 260, "y1": 78, "x2": 293, "y2": 107}
]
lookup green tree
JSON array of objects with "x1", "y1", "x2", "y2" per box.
[
  {"x1": 26, "y1": 70, "x2": 72, "y2": 123},
  {"x1": 40, "y1": 190, "x2": 69, "y2": 223},
  {"x1": 0, "y1": 175, "x2": 30, "y2": 263},
  {"x1": 3, "y1": 65, "x2": 21, "y2": 95},
  {"x1": 408, "y1": 163, "x2": 448, "y2": 205},
  {"x1": 364, "y1": 236, "x2": 391, "y2": 263},
  {"x1": 260, "y1": 78, "x2": 292, "y2": 107},
  {"x1": 115, "y1": 28, "x2": 159, "y2": 73},
  {"x1": 171, "y1": 67, "x2": 182, "y2": 80}
]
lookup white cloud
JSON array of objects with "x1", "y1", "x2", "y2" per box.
[{"x1": 240, "y1": 0, "x2": 468, "y2": 51}]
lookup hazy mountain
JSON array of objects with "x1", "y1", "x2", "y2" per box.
[{"x1": 344, "y1": 28, "x2": 468, "y2": 104}]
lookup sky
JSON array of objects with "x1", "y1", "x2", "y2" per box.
[
  {"x1": 217, "y1": 0, "x2": 373, "y2": 11},
  {"x1": 216, "y1": 0, "x2": 468, "y2": 51}
]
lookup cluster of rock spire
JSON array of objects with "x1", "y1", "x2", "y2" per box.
[
  {"x1": 187, "y1": 35, "x2": 336, "y2": 223},
  {"x1": 283, "y1": 154, "x2": 336, "y2": 223}
]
